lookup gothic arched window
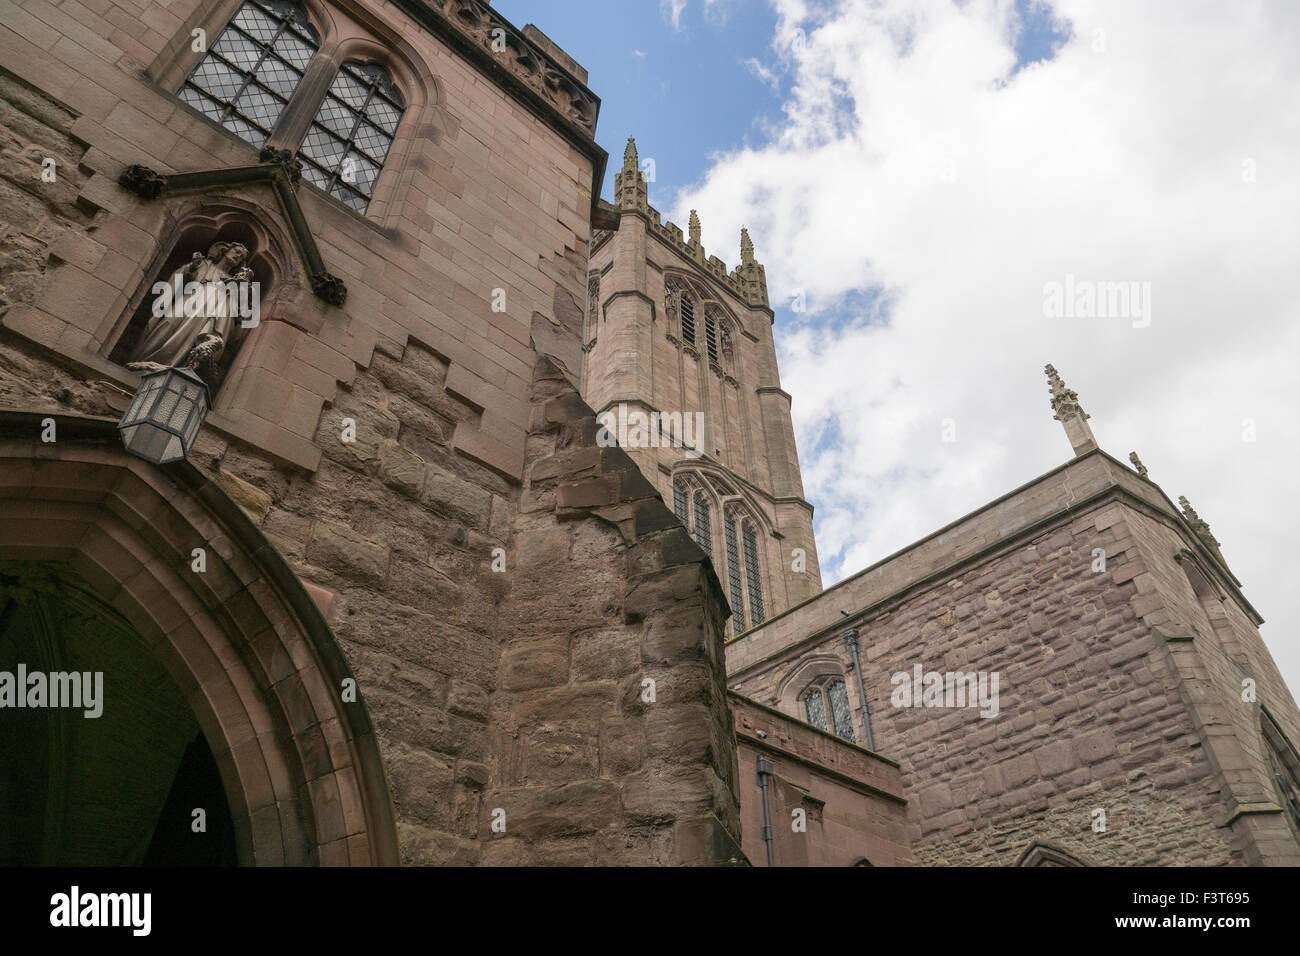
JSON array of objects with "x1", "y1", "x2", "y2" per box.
[
  {"x1": 703, "y1": 307, "x2": 719, "y2": 364},
  {"x1": 300, "y1": 61, "x2": 406, "y2": 212},
  {"x1": 1262, "y1": 710, "x2": 1300, "y2": 834},
  {"x1": 692, "y1": 491, "x2": 713, "y2": 557},
  {"x1": 1016, "y1": 843, "x2": 1087, "y2": 867},
  {"x1": 175, "y1": 2, "x2": 410, "y2": 216},
  {"x1": 673, "y1": 478, "x2": 713, "y2": 557},
  {"x1": 180, "y1": 0, "x2": 320, "y2": 148},
  {"x1": 674, "y1": 473, "x2": 768, "y2": 637},
  {"x1": 679, "y1": 292, "x2": 697, "y2": 346},
  {"x1": 724, "y1": 512, "x2": 746, "y2": 633},
  {"x1": 743, "y1": 520, "x2": 765, "y2": 625},
  {"x1": 802, "y1": 678, "x2": 856, "y2": 742}
]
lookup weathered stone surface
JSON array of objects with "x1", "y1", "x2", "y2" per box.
[
  {"x1": 306, "y1": 520, "x2": 390, "y2": 586},
  {"x1": 622, "y1": 766, "x2": 714, "y2": 825},
  {"x1": 377, "y1": 438, "x2": 426, "y2": 499},
  {"x1": 483, "y1": 354, "x2": 743, "y2": 864},
  {"x1": 456, "y1": 760, "x2": 490, "y2": 790},
  {"x1": 728, "y1": 475, "x2": 1300, "y2": 866},
  {"x1": 422, "y1": 461, "x2": 492, "y2": 531},
  {"x1": 501, "y1": 643, "x2": 569, "y2": 691},
  {"x1": 572, "y1": 626, "x2": 641, "y2": 681},
  {"x1": 489, "y1": 779, "x2": 622, "y2": 841},
  {"x1": 447, "y1": 680, "x2": 489, "y2": 722},
  {"x1": 598, "y1": 716, "x2": 646, "y2": 776},
  {"x1": 397, "y1": 823, "x2": 479, "y2": 866},
  {"x1": 212, "y1": 467, "x2": 273, "y2": 524}
]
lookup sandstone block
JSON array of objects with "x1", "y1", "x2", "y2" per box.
[
  {"x1": 377, "y1": 438, "x2": 426, "y2": 499},
  {"x1": 422, "y1": 461, "x2": 492, "y2": 531},
  {"x1": 447, "y1": 679, "x2": 489, "y2": 721},
  {"x1": 213, "y1": 467, "x2": 272, "y2": 524},
  {"x1": 306, "y1": 520, "x2": 390, "y2": 585}
]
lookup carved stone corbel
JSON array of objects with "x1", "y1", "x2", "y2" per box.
[
  {"x1": 118, "y1": 165, "x2": 167, "y2": 200},
  {"x1": 116, "y1": 153, "x2": 346, "y2": 306},
  {"x1": 259, "y1": 146, "x2": 303, "y2": 185}
]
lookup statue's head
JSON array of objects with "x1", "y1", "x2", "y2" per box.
[{"x1": 208, "y1": 241, "x2": 250, "y2": 270}]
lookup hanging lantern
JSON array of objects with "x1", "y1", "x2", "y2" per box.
[{"x1": 117, "y1": 366, "x2": 211, "y2": 464}]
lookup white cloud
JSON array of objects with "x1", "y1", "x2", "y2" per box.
[
  {"x1": 743, "y1": 56, "x2": 782, "y2": 92},
  {"x1": 675, "y1": 0, "x2": 1300, "y2": 691},
  {"x1": 705, "y1": 0, "x2": 741, "y2": 26},
  {"x1": 660, "y1": 0, "x2": 687, "y2": 30}
]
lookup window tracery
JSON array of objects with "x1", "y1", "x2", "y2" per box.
[
  {"x1": 179, "y1": 1, "x2": 408, "y2": 214},
  {"x1": 802, "y1": 677, "x2": 856, "y2": 742}
]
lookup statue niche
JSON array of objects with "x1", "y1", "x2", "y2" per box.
[
  {"x1": 127, "y1": 241, "x2": 253, "y2": 381},
  {"x1": 110, "y1": 226, "x2": 275, "y2": 392}
]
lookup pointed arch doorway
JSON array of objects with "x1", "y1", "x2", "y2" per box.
[
  {"x1": 0, "y1": 412, "x2": 399, "y2": 865},
  {"x1": 0, "y1": 563, "x2": 238, "y2": 864}
]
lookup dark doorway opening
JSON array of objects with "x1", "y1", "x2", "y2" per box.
[
  {"x1": 0, "y1": 563, "x2": 239, "y2": 866},
  {"x1": 143, "y1": 733, "x2": 238, "y2": 866}
]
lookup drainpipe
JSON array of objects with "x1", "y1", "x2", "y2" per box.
[
  {"x1": 844, "y1": 628, "x2": 876, "y2": 751},
  {"x1": 756, "y1": 755, "x2": 776, "y2": 867}
]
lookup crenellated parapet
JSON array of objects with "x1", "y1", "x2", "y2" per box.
[
  {"x1": 598, "y1": 137, "x2": 770, "y2": 310},
  {"x1": 395, "y1": 0, "x2": 600, "y2": 141}
]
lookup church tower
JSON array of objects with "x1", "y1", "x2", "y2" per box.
[{"x1": 584, "y1": 138, "x2": 822, "y2": 631}]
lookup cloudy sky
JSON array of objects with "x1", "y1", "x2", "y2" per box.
[{"x1": 498, "y1": 0, "x2": 1300, "y2": 693}]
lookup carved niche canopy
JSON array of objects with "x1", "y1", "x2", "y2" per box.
[{"x1": 118, "y1": 147, "x2": 346, "y2": 307}]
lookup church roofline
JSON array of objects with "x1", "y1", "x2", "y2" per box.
[
  {"x1": 730, "y1": 691, "x2": 906, "y2": 780},
  {"x1": 725, "y1": 446, "x2": 1262, "y2": 674},
  {"x1": 387, "y1": 0, "x2": 609, "y2": 221},
  {"x1": 596, "y1": 137, "x2": 772, "y2": 311},
  {"x1": 593, "y1": 208, "x2": 775, "y2": 316}
]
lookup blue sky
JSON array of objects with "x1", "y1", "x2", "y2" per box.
[
  {"x1": 494, "y1": 1, "x2": 1300, "y2": 694},
  {"x1": 495, "y1": 0, "x2": 786, "y2": 207},
  {"x1": 496, "y1": 0, "x2": 1066, "y2": 210}
]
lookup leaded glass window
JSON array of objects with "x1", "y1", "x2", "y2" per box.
[
  {"x1": 802, "y1": 679, "x2": 857, "y2": 742},
  {"x1": 1263, "y1": 712, "x2": 1300, "y2": 833},
  {"x1": 300, "y1": 61, "x2": 406, "y2": 213},
  {"x1": 692, "y1": 492, "x2": 712, "y2": 557},
  {"x1": 704, "y1": 308, "x2": 719, "y2": 364},
  {"x1": 679, "y1": 294, "x2": 696, "y2": 346},
  {"x1": 827, "y1": 679, "x2": 856, "y2": 743},
  {"x1": 178, "y1": 0, "x2": 320, "y2": 148},
  {"x1": 743, "y1": 521, "x2": 765, "y2": 625},
  {"x1": 673, "y1": 480, "x2": 689, "y2": 525},
  {"x1": 724, "y1": 512, "x2": 745, "y2": 633},
  {"x1": 803, "y1": 687, "x2": 828, "y2": 731}
]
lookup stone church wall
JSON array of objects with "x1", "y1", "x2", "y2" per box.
[
  {"x1": 0, "y1": 0, "x2": 744, "y2": 864},
  {"x1": 731, "y1": 693, "x2": 910, "y2": 866},
  {"x1": 730, "y1": 480, "x2": 1252, "y2": 865}
]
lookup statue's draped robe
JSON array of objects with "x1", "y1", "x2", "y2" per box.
[{"x1": 129, "y1": 257, "x2": 244, "y2": 368}]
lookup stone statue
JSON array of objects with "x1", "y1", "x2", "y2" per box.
[{"x1": 127, "y1": 241, "x2": 254, "y2": 380}]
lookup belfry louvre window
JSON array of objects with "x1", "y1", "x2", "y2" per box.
[
  {"x1": 673, "y1": 480, "x2": 689, "y2": 524},
  {"x1": 704, "y1": 309, "x2": 719, "y2": 364},
  {"x1": 300, "y1": 61, "x2": 406, "y2": 212},
  {"x1": 179, "y1": 0, "x2": 320, "y2": 148},
  {"x1": 679, "y1": 294, "x2": 696, "y2": 345}
]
